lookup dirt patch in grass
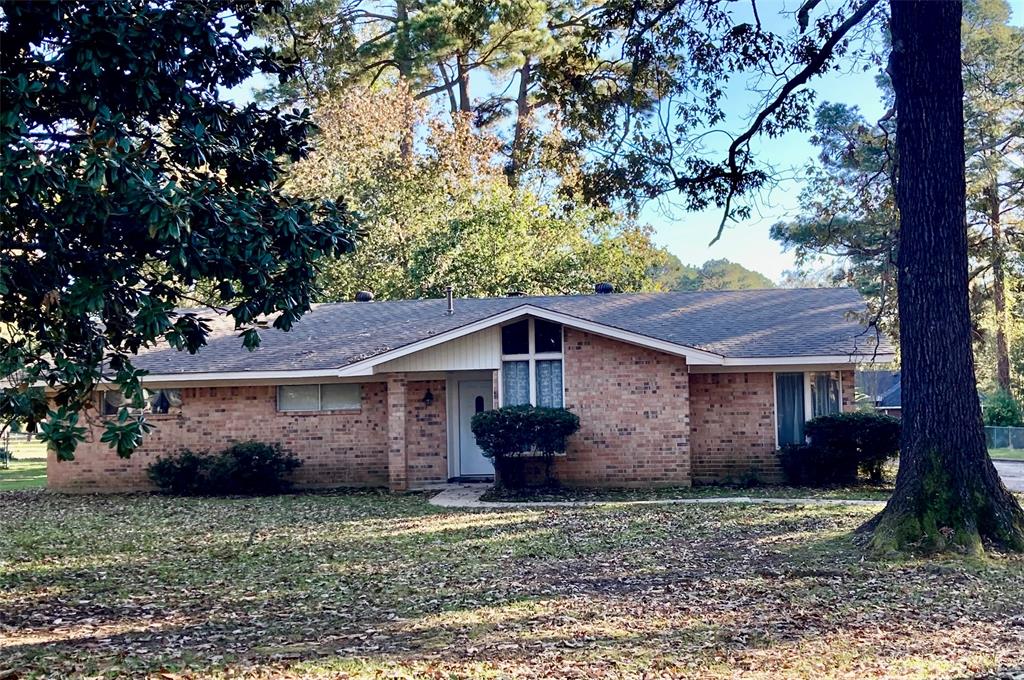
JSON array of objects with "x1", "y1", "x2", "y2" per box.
[{"x1": 1, "y1": 491, "x2": 1022, "y2": 679}]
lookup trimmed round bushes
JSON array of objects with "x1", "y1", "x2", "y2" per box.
[
  {"x1": 148, "y1": 441, "x2": 302, "y2": 495},
  {"x1": 471, "y1": 405, "x2": 580, "y2": 489}
]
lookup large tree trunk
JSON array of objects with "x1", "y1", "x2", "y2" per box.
[
  {"x1": 456, "y1": 52, "x2": 471, "y2": 114},
  {"x1": 868, "y1": 0, "x2": 1024, "y2": 554},
  {"x1": 508, "y1": 58, "x2": 532, "y2": 187},
  {"x1": 395, "y1": 0, "x2": 415, "y2": 164},
  {"x1": 988, "y1": 179, "x2": 1012, "y2": 391}
]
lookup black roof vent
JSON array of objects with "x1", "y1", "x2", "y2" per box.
[
  {"x1": 354, "y1": 290, "x2": 374, "y2": 302},
  {"x1": 595, "y1": 282, "x2": 614, "y2": 295},
  {"x1": 506, "y1": 290, "x2": 526, "y2": 297}
]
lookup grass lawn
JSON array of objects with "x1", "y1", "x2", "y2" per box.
[
  {"x1": 0, "y1": 458, "x2": 47, "y2": 491},
  {"x1": 2, "y1": 491, "x2": 1023, "y2": 679},
  {"x1": 991, "y1": 447, "x2": 1024, "y2": 461}
]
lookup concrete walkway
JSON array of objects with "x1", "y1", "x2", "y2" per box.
[
  {"x1": 430, "y1": 461, "x2": 1024, "y2": 510},
  {"x1": 428, "y1": 483, "x2": 886, "y2": 510},
  {"x1": 995, "y1": 459, "x2": 1024, "y2": 492}
]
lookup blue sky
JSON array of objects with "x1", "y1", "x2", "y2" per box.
[{"x1": 641, "y1": 61, "x2": 886, "y2": 282}]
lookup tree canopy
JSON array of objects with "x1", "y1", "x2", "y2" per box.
[
  {"x1": 0, "y1": 0, "x2": 357, "y2": 459},
  {"x1": 284, "y1": 85, "x2": 669, "y2": 300},
  {"x1": 653, "y1": 255, "x2": 775, "y2": 292}
]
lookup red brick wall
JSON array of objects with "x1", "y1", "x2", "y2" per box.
[
  {"x1": 557, "y1": 329, "x2": 691, "y2": 487},
  {"x1": 840, "y1": 370, "x2": 856, "y2": 411},
  {"x1": 48, "y1": 383, "x2": 393, "y2": 492},
  {"x1": 405, "y1": 379, "x2": 448, "y2": 487},
  {"x1": 688, "y1": 369, "x2": 858, "y2": 484},
  {"x1": 688, "y1": 372, "x2": 779, "y2": 484}
]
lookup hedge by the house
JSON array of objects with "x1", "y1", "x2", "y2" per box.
[
  {"x1": 147, "y1": 441, "x2": 302, "y2": 495},
  {"x1": 471, "y1": 405, "x2": 580, "y2": 488},
  {"x1": 777, "y1": 412, "x2": 900, "y2": 486}
]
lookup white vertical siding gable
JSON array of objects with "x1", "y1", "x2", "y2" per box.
[{"x1": 375, "y1": 327, "x2": 501, "y2": 373}]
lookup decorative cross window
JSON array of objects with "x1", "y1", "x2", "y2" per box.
[{"x1": 500, "y1": 318, "x2": 564, "y2": 408}]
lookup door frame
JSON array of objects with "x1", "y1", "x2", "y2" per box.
[{"x1": 446, "y1": 371, "x2": 495, "y2": 479}]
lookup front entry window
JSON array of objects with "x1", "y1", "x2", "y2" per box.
[
  {"x1": 535, "y1": 359, "x2": 563, "y2": 407},
  {"x1": 500, "y1": 318, "x2": 564, "y2": 407},
  {"x1": 502, "y1": 360, "x2": 530, "y2": 405}
]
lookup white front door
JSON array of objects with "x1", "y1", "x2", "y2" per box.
[{"x1": 458, "y1": 380, "x2": 494, "y2": 477}]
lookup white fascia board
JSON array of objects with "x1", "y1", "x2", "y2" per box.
[
  {"x1": 98, "y1": 369, "x2": 358, "y2": 388},
  {"x1": 720, "y1": 353, "x2": 896, "y2": 367},
  {"x1": 339, "y1": 304, "x2": 725, "y2": 376}
]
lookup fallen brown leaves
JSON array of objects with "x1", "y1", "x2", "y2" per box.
[{"x1": 0, "y1": 490, "x2": 1022, "y2": 679}]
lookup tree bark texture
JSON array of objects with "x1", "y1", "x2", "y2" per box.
[{"x1": 869, "y1": 0, "x2": 1024, "y2": 554}]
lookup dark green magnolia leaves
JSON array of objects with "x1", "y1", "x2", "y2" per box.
[{"x1": 0, "y1": 0, "x2": 358, "y2": 458}]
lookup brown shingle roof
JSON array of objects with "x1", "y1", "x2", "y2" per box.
[{"x1": 132, "y1": 288, "x2": 893, "y2": 375}]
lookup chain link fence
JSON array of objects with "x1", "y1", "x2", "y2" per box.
[{"x1": 985, "y1": 426, "x2": 1024, "y2": 451}]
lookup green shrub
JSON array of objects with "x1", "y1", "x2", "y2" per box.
[
  {"x1": 471, "y1": 406, "x2": 580, "y2": 489},
  {"x1": 777, "y1": 412, "x2": 901, "y2": 486},
  {"x1": 147, "y1": 442, "x2": 301, "y2": 495},
  {"x1": 147, "y1": 448, "x2": 209, "y2": 495},
  {"x1": 776, "y1": 444, "x2": 841, "y2": 486},
  {"x1": 983, "y1": 390, "x2": 1023, "y2": 427},
  {"x1": 470, "y1": 405, "x2": 536, "y2": 460}
]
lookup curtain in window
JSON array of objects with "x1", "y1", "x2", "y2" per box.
[
  {"x1": 535, "y1": 360, "x2": 563, "y2": 407},
  {"x1": 811, "y1": 372, "x2": 841, "y2": 417},
  {"x1": 502, "y1": 361, "x2": 530, "y2": 405},
  {"x1": 776, "y1": 373, "x2": 806, "y2": 446}
]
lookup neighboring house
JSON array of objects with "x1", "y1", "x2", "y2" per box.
[
  {"x1": 855, "y1": 370, "x2": 902, "y2": 417},
  {"x1": 48, "y1": 287, "x2": 894, "y2": 492}
]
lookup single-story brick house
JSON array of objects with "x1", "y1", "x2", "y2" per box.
[{"x1": 48, "y1": 287, "x2": 894, "y2": 492}]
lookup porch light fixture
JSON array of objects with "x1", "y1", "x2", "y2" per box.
[{"x1": 422, "y1": 389, "x2": 434, "y2": 406}]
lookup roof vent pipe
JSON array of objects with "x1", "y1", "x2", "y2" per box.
[
  {"x1": 445, "y1": 285, "x2": 454, "y2": 315},
  {"x1": 595, "y1": 282, "x2": 614, "y2": 294},
  {"x1": 354, "y1": 290, "x2": 374, "y2": 302}
]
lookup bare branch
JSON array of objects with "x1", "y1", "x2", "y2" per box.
[{"x1": 709, "y1": 0, "x2": 882, "y2": 245}]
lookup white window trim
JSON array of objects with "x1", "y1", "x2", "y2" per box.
[{"x1": 498, "y1": 318, "x2": 565, "y2": 407}]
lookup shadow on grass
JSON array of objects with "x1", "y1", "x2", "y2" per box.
[{"x1": 2, "y1": 492, "x2": 1022, "y2": 678}]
